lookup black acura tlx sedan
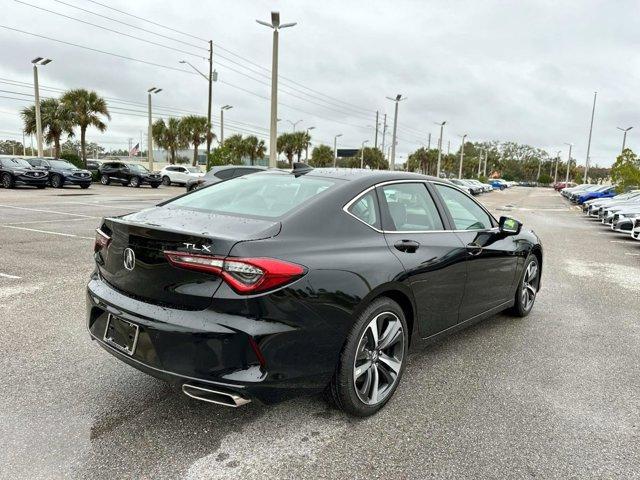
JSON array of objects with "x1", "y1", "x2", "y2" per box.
[{"x1": 88, "y1": 165, "x2": 542, "y2": 416}]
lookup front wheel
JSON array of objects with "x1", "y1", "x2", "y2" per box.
[
  {"x1": 327, "y1": 297, "x2": 408, "y2": 417},
  {"x1": 80, "y1": 183, "x2": 90, "y2": 189},
  {"x1": 150, "y1": 183, "x2": 160, "y2": 189},
  {"x1": 100, "y1": 174, "x2": 110, "y2": 185},
  {"x1": 129, "y1": 176, "x2": 141, "y2": 187},
  {"x1": 2, "y1": 173, "x2": 14, "y2": 189},
  {"x1": 50, "y1": 174, "x2": 64, "y2": 188},
  {"x1": 509, "y1": 255, "x2": 540, "y2": 317},
  {"x1": 162, "y1": 175, "x2": 171, "y2": 186}
]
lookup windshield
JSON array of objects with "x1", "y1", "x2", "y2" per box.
[
  {"x1": 7, "y1": 158, "x2": 31, "y2": 168},
  {"x1": 169, "y1": 173, "x2": 337, "y2": 218},
  {"x1": 49, "y1": 160, "x2": 76, "y2": 170},
  {"x1": 128, "y1": 164, "x2": 149, "y2": 172}
]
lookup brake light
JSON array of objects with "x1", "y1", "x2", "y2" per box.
[
  {"x1": 164, "y1": 251, "x2": 306, "y2": 294},
  {"x1": 94, "y1": 228, "x2": 111, "y2": 252}
]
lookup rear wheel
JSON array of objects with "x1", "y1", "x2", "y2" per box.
[
  {"x1": 129, "y1": 176, "x2": 141, "y2": 187},
  {"x1": 162, "y1": 175, "x2": 171, "y2": 186},
  {"x1": 2, "y1": 173, "x2": 14, "y2": 189},
  {"x1": 50, "y1": 174, "x2": 64, "y2": 188},
  {"x1": 100, "y1": 174, "x2": 110, "y2": 185},
  {"x1": 328, "y1": 297, "x2": 408, "y2": 417},
  {"x1": 509, "y1": 255, "x2": 540, "y2": 317},
  {"x1": 80, "y1": 183, "x2": 90, "y2": 189}
]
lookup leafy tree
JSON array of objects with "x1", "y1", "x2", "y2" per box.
[
  {"x1": 61, "y1": 89, "x2": 110, "y2": 167},
  {"x1": 277, "y1": 132, "x2": 296, "y2": 164},
  {"x1": 60, "y1": 151, "x2": 82, "y2": 168},
  {"x1": 243, "y1": 135, "x2": 266, "y2": 165},
  {"x1": 207, "y1": 144, "x2": 237, "y2": 169},
  {"x1": 222, "y1": 134, "x2": 247, "y2": 164},
  {"x1": 610, "y1": 148, "x2": 640, "y2": 192},
  {"x1": 21, "y1": 98, "x2": 74, "y2": 159},
  {"x1": 179, "y1": 115, "x2": 213, "y2": 166},
  {"x1": 0, "y1": 140, "x2": 24, "y2": 155},
  {"x1": 153, "y1": 117, "x2": 184, "y2": 164},
  {"x1": 310, "y1": 144, "x2": 334, "y2": 167}
]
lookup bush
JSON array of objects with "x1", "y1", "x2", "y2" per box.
[
  {"x1": 478, "y1": 175, "x2": 488, "y2": 184},
  {"x1": 60, "y1": 152, "x2": 82, "y2": 168},
  {"x1": 538, "y1": 173, "x2": 553, "y2": 185}
]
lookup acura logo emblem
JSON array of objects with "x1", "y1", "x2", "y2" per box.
[{"x1": 123, "y1": 248, "x2": 136, "y2": 271}]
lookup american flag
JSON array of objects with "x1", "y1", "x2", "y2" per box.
[{"x1": 129, "y1": 142, "x2": 140, "y2": 156}]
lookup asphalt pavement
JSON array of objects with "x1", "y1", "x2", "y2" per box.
[{"x1": 0, "y1": 183, "x2": 638, "y2": 479}]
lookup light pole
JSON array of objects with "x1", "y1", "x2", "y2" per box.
[
  {"x1": 458, "y1": 134, "x2": 467, "y2": 179},
  {"x1": 617, "y1": 126, "x2": 633, "y2": 153},
  {"x1": 584, "y1": 91, "x2": 597, "y2": 182},
  {"x1": 257, "y1": 11, "x2": 297, "y2": 168},
  {"x1": 147, "y1": 87, "x2": 162, "y2": 171},
  {"x1": 381, "y1": 114, "x2": 388, "y2": 161},
  {"x1": 333, "y1": 133, "x2": 342, "y2": 167},
  {"x1": 31, "y1": 57, "x2": 52, "y2": 158},
  {"x1": 286, "y1": 119, "x2": 303, "y2": 132},
  {"x1": 305, "y1": 126, "x2": 315, "y2": 160},
  {"x1": 483, "y1": 149, "x2": 488, "y2": 177},
  {"x1": 360, "y1": 140, "x2": 369, "y2": 168},
  {"x1": 435, "y1": 120, "x2": 447, "y2": 178},
  {"x1": 554, "y1": 150, "x2": 561, "y2": 184},
  {"x1": 179, "y1": 58, "x2": 218, "y2": 157},
  {"x1": 220, "y1": 105, "x2": 232, "y2": 144},
  {"x1": 386, "y1": 94, "x2": 406, "y2": 171},
  {"x1": 477, "y1": 148, "x2": 484, "y2": 177},
  {"x1": 564, "y1": 142, "x2": 573, "y2": 185}
]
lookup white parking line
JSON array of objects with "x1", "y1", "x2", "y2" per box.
[
  {"x1": 0, "y1": 225, "x2": 93, "y2": 240},
  {"x1": 0, "y1": 272, "x2": 21, "y2": 279},
  {"x1": 625, "y1": 252, "x2": 640, "y2": 256},
  {"x1": 609, "y1": 240, "x2": 631, "y2": 244},
  {"x1": 0, "y1": 204, "x2": 100, "y2": 218},
  {"x1": 3, "y1": 217, "x2": 94, "y2": 226}
]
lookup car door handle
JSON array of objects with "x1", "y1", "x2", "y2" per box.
[
  {"x1": 394, "y1": 240, "x2": 420, "y2": 253},
  {"x1": 466, "y1": 242, "x2": 483, "y2": 256}
]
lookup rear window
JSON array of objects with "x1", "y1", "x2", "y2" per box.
[{"x1": 169, "y1": 173, "x2": 337, "y2": 218}]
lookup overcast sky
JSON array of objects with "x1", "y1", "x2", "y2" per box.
[{"x1": 1, "y1": 0, "x2": 638, "y2": 166}]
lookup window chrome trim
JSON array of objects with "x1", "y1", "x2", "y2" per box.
[{"x1": 342, "y1": 179, "x2": 499, "y2": 234}]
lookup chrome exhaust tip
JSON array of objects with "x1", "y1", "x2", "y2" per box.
[{"x1": 182, "y1": 383, "x2": 251, "y2": 407}]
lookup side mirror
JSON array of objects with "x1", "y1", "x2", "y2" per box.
[{"x1": 499, "y1": 216, "x2": 522, "y2": 235}]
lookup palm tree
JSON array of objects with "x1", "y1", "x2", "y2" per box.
[
  {"x1": 61, "y1": 89, "x2": 110, "y2": 167},
  {"x1": 223, "y1": 134, "x2": 246, "y2": 163},
  {"x1": 179, "y1": 115, "x2": 213, "y2": 166},
  {"x1": 152, "y1": 117, "x2": 184, "y2": 164},
  {"x1": 21, "y1": 98, "x2": 74, "y2": 159},
  {"x1": 242, "y1": 135, "x2": 266, "y2": 165},
  {"x1": 277, "y1": 132, "x2": 296, "y2": 165}
]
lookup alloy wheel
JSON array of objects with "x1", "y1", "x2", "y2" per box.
[
  {"x1": 162, "y1": 176, "x2": 171, "y2": 186},
  {"x1": 353, "y1": 311, "x2": 405, "y2": 405},
  {"x1": 2, "y1": 174, "x2": 10, "y2": 188},
  {"x1": 521, "y1": 260, "x2": 538, "y2": 311},
  {"x1": 100, "y1": 175, "x2": 109, "y2": 185}
]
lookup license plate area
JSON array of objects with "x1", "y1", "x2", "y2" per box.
[{"x1": 103, "y1": 313, "x2": 139, "y2": 356}]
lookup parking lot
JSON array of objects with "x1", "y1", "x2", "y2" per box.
[{"x1": 1, "y1": 184, "x2": 639, "y2": 479}]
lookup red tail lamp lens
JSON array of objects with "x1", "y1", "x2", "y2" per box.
[
  {"x1": 94, "y1": 228, "x2": 111, "y2": 252},
  {"x1": 164, "y1": 251, "x2": 305, "y2": 294}
]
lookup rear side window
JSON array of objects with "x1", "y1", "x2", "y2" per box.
[
  {"x1": 215, "y1": 169, "x2": 235, "y2": 180},
  {"x1": 434, "y1": 184, "x2": 493, "y2": 230},
  {"x1": 381, "y1": 183, "x2": 443, "y2": 231},
  {"x1": 347, "y1": 190, "x2": 380, "y2": 229},
  {"x1": 169, "y1": 173, "x2": 337, "y2": 218}
]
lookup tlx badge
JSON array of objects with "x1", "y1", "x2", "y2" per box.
[{"x1": 183, "y1": 242, "x2": 212, "y2": 253}]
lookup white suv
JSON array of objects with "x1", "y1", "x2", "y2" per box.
[{"x1": 160, "y1": 165, "x2": 204, "y2": 186}]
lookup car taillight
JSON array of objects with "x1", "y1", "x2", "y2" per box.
[
  {"x1": 94, "y1": 228, "x2": 111, "y2": 252},
  {"x1": 163, "y1": 251, "x2": 306, "y2": 294}
]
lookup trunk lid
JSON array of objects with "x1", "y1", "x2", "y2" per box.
[{"x1": 97, "y1": 206, "x2": 280, "y2": 309}]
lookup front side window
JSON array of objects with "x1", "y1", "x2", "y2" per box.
[
  {"x1": 348, "y1": 190, "x2": 379, "y2": 229},
  {"x1": 434, "y1": 183, "x2": 493, "y2": 230},
  {"x1": 169, "y1": 173, "x2": 337, "y2": 218},
  {"x1": 381, "y1": 183, "x2": 443, "y2": 231}
]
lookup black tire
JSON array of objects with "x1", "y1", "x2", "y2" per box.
[
  {"x1": 129, "y1": 176, "x2": 141, "y2": 188},
  {"x1": 80, "y1": 183, "x2": 90, "y2": 189},
  {"x1": 508, "y1": 255, "x2": 540, "y2": 317},
  {"x1": 2, "y1": 173, "x2": 14, "y2": 189},
  {"x1": 162, "y1": 176, "x2": 171, "y2": 186},
  {"x1": 100, "y1": 174, "x2": 110, "y2": 185},
  {"x1": 150, "y1": 183, "x2": 160, "y2": 189},
  {"x1": 50, "y1": 174, "x2": 64, "y2": 189},
  {"x1": 327, "y1": 297, "x2": 408, "y2": 417}
]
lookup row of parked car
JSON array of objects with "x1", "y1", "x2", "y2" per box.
[
  {"x1": 0, "y1": 157, "x2": 92, "y2": 189},
  {"x1": 560, "y1": 183, "x2": 640, "y2": 240},
  {"x1": 445, "y1": 178, "x2": 513, "y2": 195}
]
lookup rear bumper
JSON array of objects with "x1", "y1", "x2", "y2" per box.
[{"x1": 86, "y1": 274, "x2": 338, "y2": 404}]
